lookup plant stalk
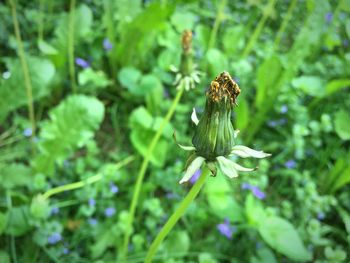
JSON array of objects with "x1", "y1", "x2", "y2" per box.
[
  {"x1": 9, "y1": 0, "x2": 36, "y2": 139},
  {"x1": 120, "y1": 87, "x2": 185, "y2": 260},
  {"x1": 144, "y1": 166, "x2": 210, "y2": 263},
  {"x1": 68, "y1": 0, "x2": 76, "y2": 93},
  {"x1": 208, "y1": 0, "x2": 227, "y2": 50}
]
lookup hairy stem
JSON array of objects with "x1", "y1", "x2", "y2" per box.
[
  {"x1": 68, "y1": 0, "x2": 76, "y2": 93},
  {"x1": 42, "y1": 155, "x2": 134, "y2": 200},
  {"x1": 144, "y1": 166, "x2": 210, "y2": 263},
  {"x1": 9, "y1": 0, "x2": 36, "y2": 139},
  {"x1": 120, "y1": 88, "x2": 185, "y2": 260}
]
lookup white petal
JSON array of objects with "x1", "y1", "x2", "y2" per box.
[
  {"x1": 192, "y1": 72, "x2": 200, "y2": 83},
  {"x1": 233, "y1": 129, "x2": 240, "y2": 139},
  {"x1": 178, "y1": 144, "x2": 196, "y2": 151},
  {"x1": 179, "y1": 156, "x2": 205, "y2": 184},
  {"x1": 191, "y1": 108, "x2": 199, "y2": 126},
  {"x1": 231, "y1": 162, "x2": 256, "y2": 172},
  {"x1": 216, "y1": 156, "x2": 238, "y2": 178},
  {"x1": 170, "y1": 65, "x2": 179, "y2": 72},
  {"x1": 230, "y1": 145, "x2": 271, "y2": 158}
]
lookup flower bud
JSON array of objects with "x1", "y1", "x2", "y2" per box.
[{"x1": 192, "y1": 72, "x2": 240, "y2": 161}]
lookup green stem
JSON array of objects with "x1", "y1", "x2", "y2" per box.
[
  {"x1": 273, "y1": 0, "x2": 297, "y2": 49},
  {"x1": 38, "y1": 0, "x2": 45, "y2": 41},
  {"x1": 68, "y1": 0, "x2": 76, "y2": 93},
  {"x1": 42, "y1": 155, "x2": 134, "y2": 200},
  {"x1": 121, "y1": 88, "x2": 185, "y2": 260},
  {"x1": 144, "y1": 166, "x2": 210, "y2": 263},
  {"x1": 6, "y1": 191, "x2": 18, "y2": 263},
  {"x1": 242, "y1": 0, "x2": 276, "y2": 58},
  {"x1": 207, "y1": 0, "x2": 227, "y2": 50},
  {"x1": 9, "y1": 0, "x2": 36, "y2": 139}
]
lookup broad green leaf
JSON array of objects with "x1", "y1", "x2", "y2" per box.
[
  {"x1": 0, "y1": 57, "x2": 55, "y2": 121},
  {"x1": 325, "y1": 79, "x2": 350, "y2": 96},
  {"x1": 118, "y1": 67, "x2": 142, "y2": 91},
  {"x1": 334, "y1": 110, "x2": 350, "y2": 140},
  {"x1": 222, "y1": 26, "x2": 245, "y2": 55},
  {"x1": 5, "y1": 206, "x2": 31, "y2": 236},
  {"x1": 30, "y1": 195, "x2": 50, "y2": 219},
  {"x1": 170, "y1": 11, "x2": 196, "y2": 32},
  {"x1": 255, "y1": 55, "x2": 282, "y2": 110},
  {"x1": 206, "y1": 49, "x2": 228, "y2": 79},
  {"x1": 337, "y1": 206, "x2": 350, "y2": 234},
  {"x1": 250, "y1": 248, "x2": 277, "y2": 263},
  {"x1": 164, "y1": 231, "x2": 190, "y2": 255},
  {"x1": 259, "y1": 216, "x2": 311, "y2": 262},
  {"x1": 0, "y1": 163, "x2": 31, "y2": 189},
  {"x1": 205, "y1": 175, "x2": 244, "y2": 222},
  {"x1": 234, "y1": 97, "x2": 249, "y2": 130},
  {"x1": 33, "y1": 95, "x2": 104, "y2": 176},
  {"x1": 138, "y1": 74, "x2": 163, "y2": 97},
  {"x1": 78, "y1": 68, "x2": 111, "y2": 92},
  {"x1": 38, "y1": 40, "x2": 58, "y2": 55},
  {"x1": 129, "y1": 107, "x2": 172, "y2": 167},
  {"x1": 0, "y1": 251, "x2": 10, "y2": 263},
  {"x1": 245, "y1": 194, "x2": 266, "y2": 227},
  {"x1": 292, "y1": 76, "x2": 325, "y2": 97}
]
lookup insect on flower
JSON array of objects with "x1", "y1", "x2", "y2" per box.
[{"x1": 174, "y1": 71, "x2": 271, "y2": 184}]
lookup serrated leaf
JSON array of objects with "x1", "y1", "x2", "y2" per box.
[
  {"x1": 259, "y1": 216, "x2": 311, "y2": 262},
  {"x1": 33, "y1": 95, "x2": 104, "y2": 176}
]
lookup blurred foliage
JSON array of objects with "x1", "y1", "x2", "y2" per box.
[{"x1": 0, "y1": 0, "x2": 349, "y2": 262}]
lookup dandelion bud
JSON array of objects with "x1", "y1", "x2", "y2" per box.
[{"x1": 192, "y1": 72, "x2": 240, "y2": 161}]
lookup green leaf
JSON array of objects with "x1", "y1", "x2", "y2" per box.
[
  {"x1": 0, "y1": 212, "x2": 8, "y2": 235},
  {"x1": 325, "y1": 79, "x2": 350, "y2": 96},
  {"x1": 251, "y1": 248, "x2": 277, "y2": 263},
  {"x1": 170, "y1": 11, "x2": 196, "y2": 32},
  {"x1": 0, "y1": 163, "x2": 31, "y2": 189},
  {"x1": 205, "y1": 175, "x2": 244, "y2": 222},
  {"x1": 337, "y1": 206, "x2": 350, "y2": 234},
  {"x1": 38, "y1": 39, "x2": 59, "y2": 55},
  {"x1": 30, "y1": 195, "x2": 50, "y2": 219},
  {"x1": 118, "y1": 67, "x2": 142, "y2": 92},
  {"x1": 129, "y1": 107, "x2": 172, "y2": 167},
  {"x1": 33, "y1": 95, "x2": 105, "y2": 176},
  {"x1": 78, "y1": 68, "x2": 111, "y2": 92},
  {"x1": 255, "y1": 55, "x2": 282, "y2": 110},
  {"x1": 0, "y1": 251, "x2": 10, "y2": 263},
  {"x1": 164, "y1": 231, "x2": 190, "y2": 255},
  {"x1": 0, "y1": 57, "x2": 55, "y2": 121},
  {"x1": 235, "y1": 97, "x2": 249, "y2": 130},
  {"x1": 334, "y1": 110, "x2": 350, "y2": 140},
  {"x1": 292, "y1": 76, "x2": 325, "y2": 97},
  {"x1": 206, "y1": 49, "x2": 228, "y2": 78},
  {"x1": 5, "y1": 206, "x2": 31, "y2": 236},
  {"x1": 245, "y1": 194, "x2": 266, "y2": 227},
  {"x1": 259, "y1": 216, "x2": 311, "y2": 262}
]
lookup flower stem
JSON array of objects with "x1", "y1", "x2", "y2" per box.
[
  {"x1": 9, "y1": 0, "x2": 36, "y2": 140},
  {"x1": 273, "y1": 0, "x2": 297, "y2": 49},
  {"x1": 144, "y1": 166, "x2": 210, "y2": 263},
  {"x1": 42, "y1": 155, "x2": 134, "y2": 200},
  {"x1": 242, "y1": 0, "x2": 276, "y2": 58},
  {"x1": 120, "y1": 88, "x2": 185, "y2": 260},
  {"x1": 68, "y1": 0, "x2": 76, "y2": 93},
  {"x1": 208, "y1": 0, "x2": 227, "y2": 50}
]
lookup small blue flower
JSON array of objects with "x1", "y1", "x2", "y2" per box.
[
  {"x1": 103, "y1": 38, "x2": 113, "y2": 51},
  {"x1": 343, "y1": 39, "x2": 349, "y2": 47},
  {"x1": 317, "y1": 212, "x2": 325, "y2": 220},
  {"x1": 190, "y1": 169, "x2": 201, "y2": 184},
  {"x1": 104, "y1": 207, "x2": 116, "y2": 217},
  {"x1": 88, "y1": 218, "x2": 98, "y2": 226},
  {"x1": 110, "y1": 183, "x2": 119, "y2": 194},
  {"x1": 75, "y1": 57, "x2": 90, "y2": 68},
  {"x1": 89, "y1": 198, "x2": 96, "y2": 207},
  {"x1": 47, "y1": 232, "x2": 62, "y2": 244},
  {"x1": 165, "y1": 192, "x2": 178, "y2": 199},
  {"x1": 280, "y1": 105, "x2": 288, "y2": 114},
  {"x1": 62, "y1": 247, "x2": 69, "y2": 254},
  {"x1": 325, "y1": 12, "x2": 333, "y2": 23},
  {"x1": 23, "y1": 128, "x2": 32, "y2": 137},
  {"x1": 250, "y1": 186, "x2": 266, "y2": 200},
  {"x1": 284, "y1": 159, "x2": 296, "y2": 169},
  {"x1": 50, "y1": 207, "x2": 59, "y2": 215},
  {"x1": 217, "y1": 219, "x2": 236, "y2": 239},
  {"x1": 241, "y1": 182, "x2": 251, "y2": 190}
]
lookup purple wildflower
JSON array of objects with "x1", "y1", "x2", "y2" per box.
[
  {"x1": 317, "y1": 212, "x2": 325, "y2": 220},
  {"x1": 62, "y1": 247, "x2": 69, "y2": 254},
  {"x1": 47, "y1": 233, "x2": 62, "y2": 244},
  {"x1": 217, "y1": 219, "x2": 236, "y2": 239},
  {"x1": 284, "y1": 159, "x2": 296, "y2": 169},
  {"x1": 104, "y1": 207, "x2": 116, "y2": 217},
  {"x1": 88, "y1": 218, "x2": 98, "y2": 226},
  {"x1": 50, "y1": 207, "x2": 59, "y2": 215},
  {"x1": 110, "y1": 183, "x2": 119, "y2": 194},
  {"x1": 325, "y1": 12, "x2": 333, "y2": 23},
  {"x1": 241, "y1": 182, "x2": 251, "y2": 190},
  {"x1": 190, "y1": 169, "x2": 201, "y2": 184},
  {"x1": 280, "y1": 105, "x2": 288, "y2": 114},
  {"x1": 23, "y1": 128, "x2": 32, "y2": 137},
  {"x1": 103, "y1": 38, "x2": 113, "y2": 51},
  {"x1": 75, "y1": 57, "x2": 90, "y2": 68},
  {"x1": 250, "y1": 186, "x2": 266, "y2": 200},
  {"x1": 88, "y1": 198, "x2": 96, "y2": 207}
]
